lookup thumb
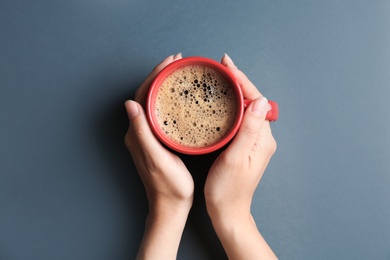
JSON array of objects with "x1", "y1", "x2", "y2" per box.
[
  {"x1": 226, "y1": 97, "x2": 270, "y2": 154},
  {"x1": 125, "y1": 100, "x2": 165, "y2": 155}
]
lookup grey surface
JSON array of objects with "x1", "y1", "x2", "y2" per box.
[{"x1": 1, "y1": 0, "x2": 389, "y2": 259}]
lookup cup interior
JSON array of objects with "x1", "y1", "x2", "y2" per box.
[{"x1": 147, "y1": 57, "x2": 244, "y2": 155}]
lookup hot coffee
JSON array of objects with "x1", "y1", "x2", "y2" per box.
[{"x1": 154, "y1": 65, "x2": 238, "y2": 148}]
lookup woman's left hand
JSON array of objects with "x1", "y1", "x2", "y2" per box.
[{"x1": 124, "y1": 53, "x2": 194, "y2": 260}]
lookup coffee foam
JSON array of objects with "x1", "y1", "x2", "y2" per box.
[{"x1": 155, "y1": 65, "x2": 237, "y2": 148}]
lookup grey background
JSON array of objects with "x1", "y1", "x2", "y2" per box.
[{"x1": 1, "y1": 0, "x2": 389, "y2": 259}]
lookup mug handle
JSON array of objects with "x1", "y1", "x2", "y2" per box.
[{"x1": 244, "y1": 99, "x2": 279, "y2": 121}]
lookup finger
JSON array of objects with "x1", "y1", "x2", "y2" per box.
[
  {"x1": 221, "y1": 53, "x2": 238, "y2": 69},
  {"x1": 135, "y1": 53, "x2": 183, "y2": 106},
  {"x1": 257, "y1": 120, "x2": 277, "y2": 157},
  {"x1": 124, "y1": 100, "x2": 167, "y2": 158},
  {"x1": 225, "y1": 97, "x2": 270, "y2": 156},
  {"x1": 221, "y1": 53, "x2": 262, "y2": 100}
]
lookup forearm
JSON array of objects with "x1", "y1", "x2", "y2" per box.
[
  {"x1": 136, "y1": 203, "x2": 190, "y2": 260},
  {"x1": 211, "y1": 213, "x2": 277, "y2": 260}
]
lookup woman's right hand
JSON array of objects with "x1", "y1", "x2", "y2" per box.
[{"x1": 204, "y1": 54, "x2": 277, "y2": 260}]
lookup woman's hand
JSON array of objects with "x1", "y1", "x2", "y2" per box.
[
  {"x1": 124, "y1": 54, "x2": 194, "y2": 260},
  {"x1": 204, "y1": 54, "x2": 278, "y2": 260}
]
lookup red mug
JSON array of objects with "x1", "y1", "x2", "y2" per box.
[{"x1": 146, "y1": 56, "x2": 278, "y2": 155}]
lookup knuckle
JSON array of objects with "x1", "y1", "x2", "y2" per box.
[
  {"x1": 145, "y1": 154, "x2": 163, "y2": 173},
  {"x1": 265, "y1": 136, "x2": 277, "y2": 155},
  {"x1": 124, "y1": 126, "x2": 145, "y2": 151},
  {"x1": 133, "y1": 127, "x2": 143, "y2": 139},
  {"x1": 131, "y1": 123, "x2": 147, "y2": 141},
  {"x1": 145, "y1": 159, "x2": 157, "y2": 173},
  {"x1": 124, "y1": 131, "x2": 132, "y2": 149},
  {"x1": 124, "y1": 135, "x2": 130, "y2": 148},
  {"x1": 219, "y1": 151, "x2": 242, "y2": 169},
  {"x1": 243, "y1": 122, "x2": 260, "y2": 138}
]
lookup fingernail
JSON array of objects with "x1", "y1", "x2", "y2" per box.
[
  {"x1": 125, "y1": 100, "x2": 139, "y2": 118},
  {"x1": 223, "y1": 53, "x2": 236, "y2": 67},
  {"x1": 174, "y1": 52, "x2": 182, "y2": 60},
  {"x1": 251, "y1": 97, "x2": 268, "y2": 116}
]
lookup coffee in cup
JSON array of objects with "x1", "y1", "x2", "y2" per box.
[{"x1": 154, "y1": 64, "x2": 238, "y2": 148}]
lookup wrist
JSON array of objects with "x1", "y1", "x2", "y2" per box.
[
  {"x1": 206, "y1": 198, "x2": 251, "y2": 226},
  {"x1": 210, "y1": 213, "x2": 278, "y2": 260},
  {"x1": 137, "y1": 198, "x2": 191, "y2": 260},
  {"x1": 149, "y1": 195, "x2": 193, "y2": 217},
  {"x1": 209, "y1": 209, "x2": 254, "y2": 234}
]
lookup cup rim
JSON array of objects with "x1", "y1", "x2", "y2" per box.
[{"x1": 146, "y1": 56, "x2": 244, "y2": 155}]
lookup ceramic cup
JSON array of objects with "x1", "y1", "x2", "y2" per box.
[{"x1": 146, "y1": 56, "x2": 278, "y2": 155}]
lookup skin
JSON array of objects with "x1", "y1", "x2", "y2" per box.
[{"x1": 124, "y1": 53, "x2": 277, "y2": 260}]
